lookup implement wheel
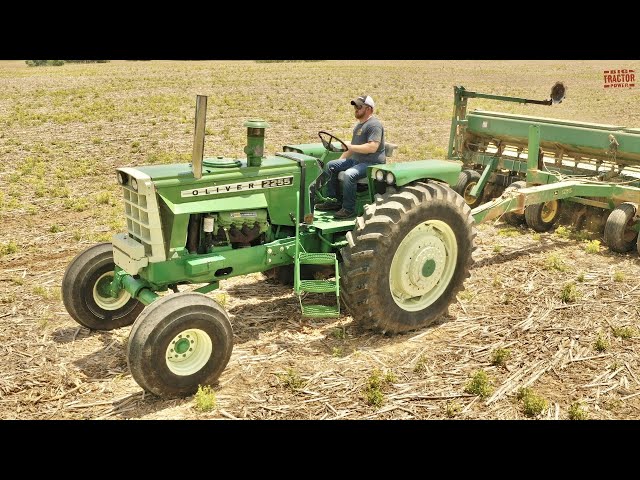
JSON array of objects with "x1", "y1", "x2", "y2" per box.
[
  {"x1": 454, "y1": 169, "x2": 484, "y2": 209},
  {"x1": 340, "y1": 182, "x2": 475, "y2": 334},
  {"x1": 62, "y1": 243, "x2": 143, "y2": 330},
  {"x1": 502, "y1": 181, "x2": 526, "y2": 226},
  {"x1": 127, "y1": 292, "x2": 233, "y2": 398},
  {"x1": 525, "y1": 199, "x2": 561, "y2": 232},
  {"x1": 604, "y1": 203, "x2": 638, "y2": 253}
]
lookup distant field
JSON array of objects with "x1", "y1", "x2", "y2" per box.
[{"x1": 1, "y1": 60, "x2": 639, "y2": 420}]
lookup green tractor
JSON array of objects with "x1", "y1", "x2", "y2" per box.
[{"x1": 62, "y1": 95, "x2": 475, "y2": 398}]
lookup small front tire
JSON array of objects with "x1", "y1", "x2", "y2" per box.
[
  {"x1": 127, "y1": 292, "x2": 233, "y2": 398},
  {"x1": 62, "y1": 243, "x2": 143, "y2": 330}
]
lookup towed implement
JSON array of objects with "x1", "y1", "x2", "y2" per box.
[
  {"x1": 449, "y1": 83, "x2": 640, "y2": 253},
  {"x1": 62, "y1": 95, "x2": 474, "y2": 398}
]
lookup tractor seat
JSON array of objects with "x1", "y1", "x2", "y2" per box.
[{"x1": 337, "y1": 142, "x2": 398, "y2": 185}]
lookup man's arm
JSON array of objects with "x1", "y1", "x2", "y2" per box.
[{"x1": 347, "y1": 141, "x2": 380, "y2": 155}]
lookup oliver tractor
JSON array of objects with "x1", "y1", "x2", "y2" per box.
[{"x1": 62, "y1": 95, "x2": 475, "y2": 398}]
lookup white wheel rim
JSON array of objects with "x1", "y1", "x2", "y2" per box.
[
  {"x1": 389, "y1": 220, "x2": 458, "y2": 312},
  {"x1": 165, "y1": 328, "x2": 213, "y2": 376},
  {"x1": 93, "y1": 272, "x2": 131, "y2": 310}
]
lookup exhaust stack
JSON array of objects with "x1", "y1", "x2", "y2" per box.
[{"x1": 191, "y1": 95, "x2": 207, "y2": 179}]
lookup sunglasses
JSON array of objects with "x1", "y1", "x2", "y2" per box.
[{"x1": 354, "y1": 104, "x2": 367, "y2": 110}]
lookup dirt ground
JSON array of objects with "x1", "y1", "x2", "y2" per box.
[{"x1": 1, "y1": 60, "x2": 639, "y2": 420}]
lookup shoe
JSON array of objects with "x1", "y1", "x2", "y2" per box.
[
  {"x1": 315, "y1": 199, "x2": 341, "y2": 211},
  {"x1": 333, "y1": 208, "x2": 355, "y2": 219}
]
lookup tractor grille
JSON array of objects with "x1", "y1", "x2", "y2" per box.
[{"x1": 118, "y1": 168, "x2": 166, "y2": 263}]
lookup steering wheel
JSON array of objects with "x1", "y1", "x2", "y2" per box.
[{"x1": 318, "y1": 131, "x2": 349, "y2": 153}]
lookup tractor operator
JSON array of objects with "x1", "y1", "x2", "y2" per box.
[{"x1": 315, "y1": 94, "x2": 386, "y2": 219}]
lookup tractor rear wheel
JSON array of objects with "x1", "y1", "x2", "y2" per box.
[
  {"x1": 340, "y1": 182, "x2": 476, "y2": 334},
  {"x1": 604, "y1": 203, "x2": 638, "y2": 253},
  {"x1": 127, "y1": 292, "x2": 233, "y2": 398},
  {"x1": 62, "y1": 243, "x2": 143, "y2": 330},
  {"x1": 455, "y1": 169, "x2": 484, "y2": 209}
]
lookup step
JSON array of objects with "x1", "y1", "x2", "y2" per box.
[
  {"x1": 301, "y1": 304, "x2": 341, "y2": 318},
  {"x1": 299, "y1": 252, "x2": 336, "y2": 265},
  {"x1": 299, "y1": 279, "x2": 337, "y2": 293}
]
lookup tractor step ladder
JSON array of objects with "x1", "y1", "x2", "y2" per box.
[
  {"x1": 293, "y1": 193, "x2": 340, "y2": 318},
  {"x1": 296, "y1": 253, "x2": 341, "y2": 318}
]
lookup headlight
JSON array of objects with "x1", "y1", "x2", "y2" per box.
[
  {"x1": 130, "y1": 178, "x2": 138, "y2": 191},
  {"x1": 283, "y1": 146, "x2": 302, "y2": 153},
  {"x1": 375, "y1": 169, "x2": 385, "y2": 182},
  {"x1": 117, "y1": 171, "x2": 127, "y2": 185},
  {"x1": 385, "y1": 172, "x2": 395, "y2": 185}
]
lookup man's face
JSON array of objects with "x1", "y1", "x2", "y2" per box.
[{"x1": 354, "y1": 103, "x2": 369, "y2": 120}]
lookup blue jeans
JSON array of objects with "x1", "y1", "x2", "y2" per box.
[{"x1": 324, "y1": 158, "x2": 370, "y2": 212}]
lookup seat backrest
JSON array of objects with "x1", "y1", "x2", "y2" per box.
[{"x1": 385, "y1": 142, "x2": 398, "y2": 158}]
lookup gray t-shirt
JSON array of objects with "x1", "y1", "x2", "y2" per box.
[{"x1": 350, "y1": 116, "x2": 385, "y2": 164}]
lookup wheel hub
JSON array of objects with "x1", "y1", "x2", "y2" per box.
[
  {"x1": 389, "y1": 220, "x2": 457, "y2": 311},
  {"x1": 165, "y1": 329, "x2": 213, "y2": 376},
  {"x1": 92, "y1": 272, "x2": 131, "y2": 311},
  {"x1": 541, "y1": 201, "x2": 558, "y2": 223}
]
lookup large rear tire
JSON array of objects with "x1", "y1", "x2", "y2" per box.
[
  {"x1": 604, "y1": 202, "x2": 638, "y2": 253},
  {"x1": 62, "y1": 243, "x2": 144, "y2": 330},
  {"x1": 340, "y1": 182, "x2": 476, "y2": 334},
  {"x1": 127, "y1": 292, "x2": 233, "y2": 398}
]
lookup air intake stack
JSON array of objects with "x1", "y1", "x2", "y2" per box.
[{"x1": 244, "y1": 119, "x2": 269, "y2": 167}]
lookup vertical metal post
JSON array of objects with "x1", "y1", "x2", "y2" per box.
[
  {"x1": 192, "y1": 95, "x2": 207, "y2": 180},
  {"x1": 447, "y1": 87, "x2": 463, "y2": 159},
  {"x1": 527, "y1": 124, "x2": 541, "y2": 184}
]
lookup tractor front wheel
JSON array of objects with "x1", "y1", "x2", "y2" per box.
[
  {"x1": 127, "y1": 292, "x2": 233, "y2": 398},
  {"x1": 62, "y1": 243, "x2": 143, "y2": 330},
  {"x1": 340, "y1": 182, "x2": 475, "y2": 334}
]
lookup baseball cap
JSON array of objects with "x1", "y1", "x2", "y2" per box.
[{"x1": 351, "y1": 95, "x2": 375, "y2": 109}]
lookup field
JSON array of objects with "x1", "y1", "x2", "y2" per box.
[{"x1": 1, "y1": 59, "x2": 640, "y2": 420}]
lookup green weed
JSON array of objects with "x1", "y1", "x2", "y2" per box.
[
  {"x1": 277, "y1": 368, "x2": 305, "y2": 391},
  {"x1": 363, "y1": 368, "x2": 395, "y2": 408},
  {"x1": 194, "y1": 385, "x2": 217, "y2": 412},
  {"x1": 445, "y1": 401, "x2": 462, "y2": 418},
  {"x1": 491, "y1": 348, "x2": 511, "y2": 367},
  {"x1": 560, "y1": 282, "x2": 581, "y2": 303},
  {"x1": 544, "y1": 254, "x2": 566, "y2": 271},
  {"x1": 464, "y1": 370, "x2": 493, "y2": 398},
  {"x1": 517, "y1": 387, "x2": 548, "y2": 418},
  {"x1": 584, "y1": 240, "x2": 601, "y2": 254},
  {"x1": 594, "y1": 333, "x2": 609, "y2": 352},
  {"x1": 0, "y1": 241, "x2": 18, "y2": 257},
  {"x1": 568, "y1": 402, "x2": 588, "y2": 420},
  {"x1": 612, "y1": 326, "x2": 635, "y2": 339},
  {"x1": 554, "y1": 226, "x2": 571, "y2": 238},
  {"x1": 497, "y1": 227, "x2": 520, "y2": 237}
]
